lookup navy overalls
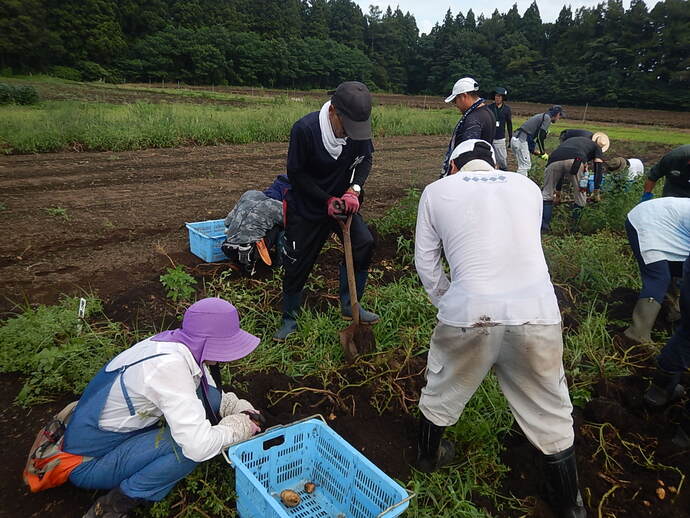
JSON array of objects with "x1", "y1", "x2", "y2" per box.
[{"x1": 64, "y1": 353, "x2": 221, "y2": 501}]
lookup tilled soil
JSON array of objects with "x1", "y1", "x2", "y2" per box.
[{"x1": 1, "y1": 136, "x2": 685, "y2": 517}]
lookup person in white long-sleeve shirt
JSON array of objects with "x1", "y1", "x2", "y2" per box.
[
  {"x1": 414, "y1": 139, "x2": 586, "y2": 518},
  {"x1": 61, "y1": 298, "x2": 262, "y2": 518}
]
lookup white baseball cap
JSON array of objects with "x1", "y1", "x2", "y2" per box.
[{"x1": 445, "y1": 77, "x2": 480, "y2": 103}]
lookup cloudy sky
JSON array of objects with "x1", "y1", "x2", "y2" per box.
[{"x1": 353, "y1": 1, "x2": 661, "y2": 34}]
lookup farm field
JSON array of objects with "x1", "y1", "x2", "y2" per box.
[{"x1": 1, "y1": 81, "x2": 689, "y2": 518}]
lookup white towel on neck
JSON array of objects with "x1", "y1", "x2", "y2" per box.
[{"x1": 319, "y1": 101, "x2": 348, "y2": 160}]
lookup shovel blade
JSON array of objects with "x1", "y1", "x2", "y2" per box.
[{"x1": 339, "y1": 323, "x2": 376, "y2": 362}]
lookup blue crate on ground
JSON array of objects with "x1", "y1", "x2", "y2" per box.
[
  {"x1": 185, "y1": 219, "x2": 227, "y2": 262},
  {"x1": 227, "y1": 418, "x2": 412, "y2": 518}
]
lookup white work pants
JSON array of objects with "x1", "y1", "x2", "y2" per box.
[
  {"x1": 492, "y1": 138, "x2": 508, "y2": 170},
  {"x1": 419, "y1": 322, "x2": 574, "y2": 455},
  {"x1": 511, "y1": 136, "x2": 531, "y2": 176}
]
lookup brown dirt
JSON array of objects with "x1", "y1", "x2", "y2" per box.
[{"x1": 0, "y1": 136, "x2": 684, "y2": 517}]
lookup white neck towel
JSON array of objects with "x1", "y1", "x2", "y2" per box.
[{"x1": 319, "y1": 101, "x2": 348, "y2": 160}]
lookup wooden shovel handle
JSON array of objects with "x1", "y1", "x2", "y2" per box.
[{"x1": 338, "y1": 215, "x2": 359, "y2": 326}]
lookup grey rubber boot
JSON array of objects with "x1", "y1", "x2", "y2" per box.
[
  {"x1": 623, "y1": 297, "x2": 661, "y2": 344},
  {"x1": 416, "y1": 415, "x2": 456, "y2": 473},
  {"x1": 644, "y1": 364, "x2": 685, "y2": 408},
  {"x1": 273, "y1": 292, "x2": 302, "y2": 342},
  {"x1": 542, "y1": 446, "x2": 587, "y2": 518},
  {"x1": 339, "y1": 265, "x2": 380, "y2": 324},
  {"x1": 83, "y1": 487, "x2": 141, "y2": 518}
]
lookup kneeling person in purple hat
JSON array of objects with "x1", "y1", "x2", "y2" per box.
[{"x1": 61, "y1": 298, "x2": 262, "y2": 518}]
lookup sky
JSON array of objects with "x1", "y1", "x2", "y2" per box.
[{"x1": 353, "y1": 1, "x2": 661, "y2": 34}]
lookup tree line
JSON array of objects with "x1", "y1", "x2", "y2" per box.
[{"x1": 1, "y1": 0, "x2": 688, "y2": 109}]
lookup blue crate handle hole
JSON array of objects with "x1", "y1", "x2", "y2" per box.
[{"x1": 263, "y1": 435, "x2": 285, "y2": 450}]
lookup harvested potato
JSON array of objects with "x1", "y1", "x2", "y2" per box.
[
  {"x1": 656, "y1": 487, "x2": 666, "y2": 500},
  {"x1": 304, "y1": 482, "x2": 317, "y2": 494},
  {"x1": 280, "y1": 489, "x2": 301, "y2": 507}
]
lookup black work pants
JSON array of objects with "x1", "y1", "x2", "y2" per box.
[{"x1": 282, "y1": 202, "x2": 374, "y2": 295}]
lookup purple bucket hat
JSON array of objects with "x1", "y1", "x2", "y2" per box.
[{"x1": 151, "y1": 297, "x2": 260, "y2": 365}]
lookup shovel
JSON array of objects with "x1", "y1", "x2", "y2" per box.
[{"x1": 338, "y1": 214, "x2": 376, "y2": 362}]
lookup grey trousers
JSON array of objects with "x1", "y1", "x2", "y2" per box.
[
  {"x1": 511, "y1": 136, "x2": 531, "y2": 176},
  {"x1": 542, "y1": 159, "x2": 587, "y2": 207},
  {"x1": 419, "y1": 322, "x2": 575, "y2": 455},
  {"x1": 492, "y1": 138, "x2": 508, "y2": 170}
]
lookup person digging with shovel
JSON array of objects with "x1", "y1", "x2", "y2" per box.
[
  {"x1": 274, "y1": 81, "x2": 379, "y2": 353},
  {"x1": 414, "y1": 139, "x2": 586, "y2": 518}
]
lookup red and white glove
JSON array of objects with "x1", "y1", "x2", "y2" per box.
[
  {"x1": 341, "y1": 192, "x2": 360, "y2": 215},
  {"x1": 327, "y1": 197, "x2": 345, "y2": 218}
]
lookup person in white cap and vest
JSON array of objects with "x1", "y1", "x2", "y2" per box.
[
  {"x1": 540, "y1": 132, "x2": 625, "y2": 232},
  {"x1": 41, "y1": 298, "x2": 263, "y2": 518},
  {"x1": 440, "y1": 77, "x2": 496, "y2": 178},
  {"x1": 274, "y1": 81, "x2": 379, "y2": 342},
  {"x1": 414, "y1": 139, "x2": 586, "y2": 518},
  {"x1": 511, "y1": 105, "x2": 565, "y2": 176}
]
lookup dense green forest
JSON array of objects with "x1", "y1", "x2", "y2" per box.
[{"x1": 1, "y1": 0, "x2": 689, "y2": 108}]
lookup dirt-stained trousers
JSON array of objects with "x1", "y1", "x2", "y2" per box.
[
  {"x1": 419, "y1": 322, "x2": 575, "y2": 455},
  {"x1": 542, "y1": 159, "x2": 588, "y2": 208},
  {"x1": 282, "y1": 201, "x2": 374, "y2": 295}
]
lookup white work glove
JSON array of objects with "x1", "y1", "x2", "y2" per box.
[
  {"x1": 219, "y1": 391, "x2": 256, "y2": 418},
  {"x1": 216, "y1": 413, "x2": 261, "y2": 447}
]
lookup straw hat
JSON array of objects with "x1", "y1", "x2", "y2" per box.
[{"x1": 592, "y1": 132, "x2": 610, "y2": 152}]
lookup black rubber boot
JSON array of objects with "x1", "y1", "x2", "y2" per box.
[
  {"x1": 541, "y1": 201, "x2": 554, "y2": 233},
  {"x1": 542, "y1": 445, "x2": 587, "y2": 518},
  {"x1": 83, "y1": 487, "x2": 141, "y2": 518},
  {"x1": 643, "y1": 363, "x2": 685, "y2": 408},
  {"x1": 339, "y1": 265, "x2": 380, "y2": 324},
  {"x1": 273, "y1": 291, "x2": 302, "y2": 342},
  {"x1": 416, "y1": 414, "x2": 455, "y2": 473}
]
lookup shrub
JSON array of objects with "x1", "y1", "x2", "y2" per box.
[
  {"x1": 11, "y1": 84, "x2": 39, "y2": 105},
  {"x1": 0, "y1": 83, "x2": 12, "y2": 104},
  {"x1": 50, "y1": 65, "x2": 82, "y2": 82}
]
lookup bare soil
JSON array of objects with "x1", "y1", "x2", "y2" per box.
[{"x1": 1, "y1": 136, "x2": 686, "y2": 517}]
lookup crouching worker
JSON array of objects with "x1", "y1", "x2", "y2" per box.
[
  {"x1": 541, "y1": 132, "x2": 624, "y2": 232},
  {"x1": 623, "y1": 198, "x2": 690, "y2": 344},
  {"x1": 221, "y1": 174, "x2": 289, "y2": 273},
  {"x1": 414, "y1": 140, "x2": 586, "y2": 518},
  {"x1": 31, "y1": 298, "x2": 262, "y2": 518}
]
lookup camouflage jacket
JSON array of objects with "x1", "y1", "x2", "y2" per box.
[{"x1": 224, "y1": 190, "x2": 283, "y2": 245}]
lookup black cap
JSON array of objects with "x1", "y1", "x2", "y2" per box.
[{"x1": 329, "y1": 81, "x2": 372, "y2": 140}]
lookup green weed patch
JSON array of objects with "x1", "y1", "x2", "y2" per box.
[{"x1": 0, "y1": 297, "x2": 131, "y2": 405}]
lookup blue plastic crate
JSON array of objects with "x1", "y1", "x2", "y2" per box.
[
  {"x1": 226, "y1": 417, "x2": 413, "y2": 518},
  {"x1": 185, "y1": 219, "x2": 227, "y2": 262}
]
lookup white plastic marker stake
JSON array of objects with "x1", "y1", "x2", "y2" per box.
[{"x1": 77, "y1": 297, "x2": 87, "y2": 333}]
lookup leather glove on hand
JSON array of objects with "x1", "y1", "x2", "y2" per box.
[
  {"x1": 591, "y1": 189, "x2": 601, "y2": 203},
  {"x1": 640, "y1": 192, "x2": 654, "y2": 203},
  {"x1": 327, "y1": 197, "x2": 344, "y2": 219},
  {"x1": 217, "y1": 413, "x2": 261, "y2": 446},
  {"x1": 553, "y1": 191, "x2": 562, "y2": 205},
  {"x1": 341, "y1": 192, "x2": 360, "y2": 215},
  {"x1": 219, "y1": 391, "x2": 256, "y2": 418}
]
